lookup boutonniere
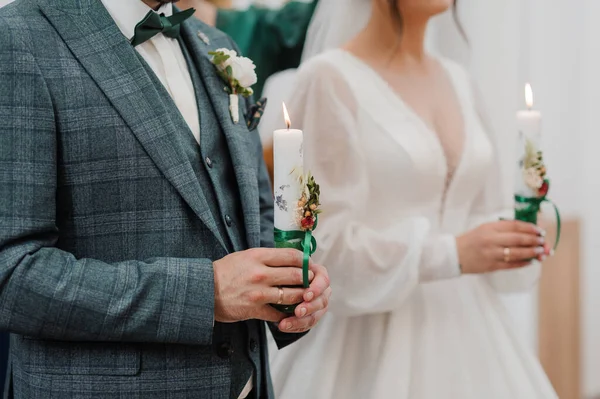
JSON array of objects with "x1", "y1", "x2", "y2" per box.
[{"x1": 209, "y1": 48, "x2": 258, "y2": 124}]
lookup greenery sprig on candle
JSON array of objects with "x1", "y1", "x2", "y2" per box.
[
  {"x1": 522, "y1": 139, "x2": 549, "y2": 197},
  {"x1": 515, "y1": 138, "x2": 560, "y2": 249},
  {"x1": 296, "y1": 173, "x2": 321, "y2": 231},
  {"x1": 271, "y1": 172, "x2": 321, "y2": 314}
]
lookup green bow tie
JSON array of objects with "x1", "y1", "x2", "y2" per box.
[{"x1": 130, "y1": 8, "x2": 195, "y2": 47}]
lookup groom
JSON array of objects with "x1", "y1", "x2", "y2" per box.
[{"x1": 0, "y1": 0, "x2": 330, "y2": 398}]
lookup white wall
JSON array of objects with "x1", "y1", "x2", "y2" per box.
[
  {"x1": 579, "y1": 1, "x2": 600, "y2": 396},
  {"x1": 529, "y1": 1, "x2": 584, "y2": 219},
  {"x1": 528, "y1": 2, "x2": 593, "y2": 396}
]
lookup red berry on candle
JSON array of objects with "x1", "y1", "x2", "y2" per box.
[
  {"x1": 539, "y1": 180, "x2": 549, "y2": 197},
  {"x1": 301, "y1": 217, "x2": 315, "y2": 230}
]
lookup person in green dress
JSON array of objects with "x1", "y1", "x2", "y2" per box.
[{"x1": 179, "y1": 0, "x2": 318, "y2": 96}]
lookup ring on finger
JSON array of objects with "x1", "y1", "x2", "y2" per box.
[
  {"x1": 277, "y1": 287, "x2": 284, "y2": 305},
  {"x1": 503, "y1": 247, "x2": 511, "y2": 263}
]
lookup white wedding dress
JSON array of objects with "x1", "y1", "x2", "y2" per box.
[{"x1": 269, "y1": 49, "x2": 558, "y2": 399}]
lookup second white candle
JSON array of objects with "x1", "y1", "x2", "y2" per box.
[{"x1": 515, "y1": 83, "x2": 542, "y2": 197}]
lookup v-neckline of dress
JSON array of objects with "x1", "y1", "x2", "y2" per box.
[{"x1": 335, "y1": 48, "x2": 471, "y2": 216}]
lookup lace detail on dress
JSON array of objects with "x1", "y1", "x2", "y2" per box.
[
  {"x1": 439, "y1": 139, "x2": 462, "y2": 214},
  {"x1": 439, "y1": 159, "x2": 459, "y2": 217},
  {"x1": 440, "y1": 169, "x2": 455, "y2": 211}
]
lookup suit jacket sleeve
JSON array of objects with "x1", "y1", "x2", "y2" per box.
[{"x1": 0, "y1": 20, "x2": 215, "y2": 346}]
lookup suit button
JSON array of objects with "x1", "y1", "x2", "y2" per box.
[
  {"x1": 224, "y1": 214, "x2": 232, "y2": 227},
  {"x1": 205, "y1": 157, "x2": 213, "y2": 168},
  {"x1": 249, "y1": 338, "x2": 257, "y2": 352},
  {"x1": 216, "y1": 342, "x2": 233, "y2": 359}
]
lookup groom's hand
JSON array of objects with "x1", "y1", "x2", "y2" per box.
[
  {"x1": 213, "y1": 248, "x2": 312, "y2": 323},
  {"x1": 277, "y1": 263, "x2": 331, "y2": 334}
]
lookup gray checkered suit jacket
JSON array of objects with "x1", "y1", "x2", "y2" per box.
[{"x1": 0, "y1": 0, "x2": 304, "y2": 397}]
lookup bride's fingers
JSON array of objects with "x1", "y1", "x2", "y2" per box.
[
  {"x1": 499, "y1": 246, "x2": 545, "y2": 262},
  {"x1": 496, "y1": 220, "x2": 540, "y2": 235},
  {"x1": 499, "y1": 233, "x2": 544, "y2": 248},
  {"x1": 294, "y1": 286, "x2": 331, "y2": 319},
  {"x1": 278, "y1": 308, "x2": 327, "y2": 334}
]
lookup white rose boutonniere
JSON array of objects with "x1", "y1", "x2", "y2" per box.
[{"x1": 209, "y1": 48, "x2": 258, "y2": 124}]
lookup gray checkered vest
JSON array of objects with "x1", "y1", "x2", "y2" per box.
[{"x1": 142, "y1": 42, "x2": 264, "y2": 399}]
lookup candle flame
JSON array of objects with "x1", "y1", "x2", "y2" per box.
[
  {"x1": 282, "y1": 102, "x2": 291, "y2": 129},
  {"x1": 525, "y1": 83, "x2": 534, "y2": 109}
]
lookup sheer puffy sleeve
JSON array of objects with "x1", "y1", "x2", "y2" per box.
[
  {"x1": 466, "y1": 78, "x2": 541, "y2": 293},
  {"x1": 288, "y1": 58, "x2": 461, "y2": 317}
]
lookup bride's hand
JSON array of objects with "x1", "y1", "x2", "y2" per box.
[{"x1": 456, "y1": 220, "x2": 551, "y2": 274}]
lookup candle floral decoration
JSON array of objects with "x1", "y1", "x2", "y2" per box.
[
  {"x1": 297, "y1": 174, "x2": 321, "y2": 231},
  {"x1": 522, "y1": 140, "x2": 549, "y2": 197},
  {"x1": 272, "y1": 103, "x2": 321, "y2": 314},
  {"x1": 515, "y1": 83, "x2": 561, "y2": 250}
]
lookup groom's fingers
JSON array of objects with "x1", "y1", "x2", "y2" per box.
[
  {"x1": 260, "y1": 286, "x2": 305, "y2": 306},
  {"x1": 257, "y1": 306, "x2": 288, "y2": 323},
  {"x1": 266, "y1": 268, "x2": 314, "y2": 287},
  {"x1": 255, "y1": 248, "x2": 304, "y2": 268}
]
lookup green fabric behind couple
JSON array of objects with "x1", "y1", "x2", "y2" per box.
[{"x1": 216, "y1": 1, "x2": 318, "y2": 96}]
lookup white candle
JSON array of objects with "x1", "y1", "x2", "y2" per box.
[
  {"x1": 273, "y1": 103, "x2": 304, "y2": 231},
  {"x1": 515, "y1": 83, "x2": 542, "y2": 197}
]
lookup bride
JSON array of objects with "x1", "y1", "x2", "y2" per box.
[{"x1": 269, "y1": 0, "x2": 558, "y2": 398}]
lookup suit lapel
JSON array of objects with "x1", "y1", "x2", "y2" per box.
[
  {"x1": 38, "y1": 0, "x2": 226, "y2": 250},
  {"x1": 179, "y1": 21, "x2": 261, "y2": 249}
]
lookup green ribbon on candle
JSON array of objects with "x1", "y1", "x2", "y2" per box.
[
  {"x1": 271, "y1": 218, "x2": 318, "y2": 314},
  {"x1": 514, "y1": 194, "x2": 561, "y2": 250}
]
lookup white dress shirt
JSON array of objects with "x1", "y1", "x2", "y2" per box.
[
  {"x1": 101, "y1": 2, "x2": 253, "y2": 398},
  {"x1": 102, "y1": 0, "x2": 200, "y2": 143}
]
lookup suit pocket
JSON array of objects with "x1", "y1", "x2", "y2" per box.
[{"x1": 18, "y1": 337, "x2": 140, "y2": 376}]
